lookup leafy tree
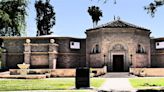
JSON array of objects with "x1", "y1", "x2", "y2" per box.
[
  {"x1": 88, "y1": 6, "x2": 103, "y2": 27},
  {"x1": 0, "y1": 0, "x2": 28, "y2": 36},
  {"x1": 0, "y1": 9, "x2": 12, "y2": 36},
  {"x1": 35, "y1": 0, "x2": 55, "y2": 36},
  {"x1": 144, "y1": 0, "x2": 164, "y2": 17}
]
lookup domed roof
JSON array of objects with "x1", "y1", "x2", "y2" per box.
[{"x1": 86, "y1": 19, "x2": 150, "y2": 31}]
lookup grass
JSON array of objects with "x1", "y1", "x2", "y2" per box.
[
  {"x1": 0, "y1": 78, "x2": 105, "y2": 91},
  {"x1": 129, "y1": 78, "x2": 164, "y2": 89}
]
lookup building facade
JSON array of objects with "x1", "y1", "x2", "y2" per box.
[{"x1": 0, "y1": 19, "x2": 164, "y2": 72}]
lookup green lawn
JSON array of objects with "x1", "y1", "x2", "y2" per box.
[
  {"x1": 0, "y1": 78, "x2": 105, "y2": 91},
  {"x1": 129, "y1": 78, "x2": 164, "y2": 89}
]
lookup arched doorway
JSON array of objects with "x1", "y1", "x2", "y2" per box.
[{"x1": 108, "y1": 44, "x2": 128, "y2": 72}]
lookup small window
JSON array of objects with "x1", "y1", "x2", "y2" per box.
[
  {"x1": 91, "y1": 44, "x2": 100, "y2": 54},
  {"x1": 136, "y1": 44, "x2": 145, "y2": 53},
  {"x1": 70, "y1": 41, "x2": 80, "y2": 49}
]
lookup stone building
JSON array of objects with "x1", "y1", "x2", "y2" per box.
[{"x1": 0, "y1": 19, "x2": 164, "y2": 72}]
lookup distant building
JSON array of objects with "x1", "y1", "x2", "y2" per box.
[{"x1": 0, "y1": 19, "x2": 164, "y2": 72}]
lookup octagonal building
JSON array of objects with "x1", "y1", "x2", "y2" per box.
[{"x1": 86, "y1": 19, "x2": 151, "y2": 72}]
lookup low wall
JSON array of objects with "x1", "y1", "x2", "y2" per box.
[
  {"x1": 90, "y1": 66, "x2": 107, "y2": 77},
  {"x1": 10, "y1": 67, "x2": 107, "y2": 77},
  {"x1": 10, "y1": 69, "x2": 75, "y2": 77},
  {"x1": 130, "y1": 68, "x2": 164, "y2": 77}
]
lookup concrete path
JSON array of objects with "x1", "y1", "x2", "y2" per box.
[{"x1": 99, "y1": 78, "x2": 136, "y2": 92}]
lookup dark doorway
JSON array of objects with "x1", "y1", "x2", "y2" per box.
[{"x1": 113, "y1": 55, "x2": 124, "y2": 72}]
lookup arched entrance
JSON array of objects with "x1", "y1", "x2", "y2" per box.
[{"x1": 108, "y1": 44, "x2": 128, "y2": 72}]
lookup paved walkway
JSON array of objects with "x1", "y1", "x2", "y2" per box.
[{"x1": 99, "y1": 78, "x2": 136, "y2": 92}]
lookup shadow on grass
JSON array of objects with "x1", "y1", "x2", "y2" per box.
[
  {"x1": 137, "y1": 90, "x2": 164, "y2": 92},
  {"x1": 98, "y1": 89, "x2": 164, "y2": 92}
]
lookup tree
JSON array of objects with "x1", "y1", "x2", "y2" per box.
[
  {"x1": 35, "y1": 0, "x2": 55, "y2": 36},
  {"x1": 92, "y1": 0, "x2": 164, "y2": 17},
  {"x1": 0, "y1": 9, "x2": 12, "y2": 36},
  {"x1": 144, "y1": 0, "x2": 164, "y2": 17},
  {"x1": 0, "y1": 0, "x2": 28, "y2": 36},
  {"x1": 88, "y1": 6, "x2": 103, "y2": 27}
]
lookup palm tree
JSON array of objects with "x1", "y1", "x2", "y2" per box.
[{"x1": 88, "y1": 6, "x2": 103, "y2": 27}]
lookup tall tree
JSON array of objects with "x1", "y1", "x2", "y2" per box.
[
  {"x1": 35, "y1": 0, "x2": 55, "y2": 36},
  {"x1": 88, "y1": 6, "x2": 103, "y2": 27},
  {"x1": 0, "y1": 0, "x2": 28, "y2": 36}
]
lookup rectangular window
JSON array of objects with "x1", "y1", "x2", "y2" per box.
[
  {"x1": 156, "y1": 41, "x2": 164, "y2": 49},
  {"x1": 70, "y1": 41, "x2": 80, "y2": 49}
]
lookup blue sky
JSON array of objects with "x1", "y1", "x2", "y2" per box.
[{"x1": 26, "y1": 0, "x2": 164, "y2": 38}]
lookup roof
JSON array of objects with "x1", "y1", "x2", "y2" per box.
[
  {"x1": 86, "y1": 19, "x2": 150, "y2": 31},
  {"x1": 0, "y1": 36, "x2": 85, "y2": 40},
  {"x1": 152, "y1": 37, "x2": 164, "y2": 41}
]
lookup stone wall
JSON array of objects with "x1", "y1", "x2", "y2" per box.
[
  {"x1": 55, "y1": 38, "x2": 86, "y2": 68},
  {"x1": 0, "y1": 37, "x2": 86, "y2": 69},
  {"x1": 151, "y1": 38, "x2": 164, "y2": 67},
  {"x1": 3, "y1": 38, "x2": 25, "y2": 69},
  {"x1": 86, "y1": 29, "x2": 103, "y2": 67}
]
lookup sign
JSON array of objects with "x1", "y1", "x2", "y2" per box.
[
  {"x1": 70, "y1": 41, "x2": 80, "y2": 49},
  {"x1": 156, "y1": 41, "x2": 164, "y2": 49}
]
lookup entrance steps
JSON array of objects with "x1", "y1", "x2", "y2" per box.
[{"x1": 100, "y1": 72, "x2": 137, "y2": 78}]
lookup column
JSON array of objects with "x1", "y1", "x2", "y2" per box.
[
  {"x1": 48, "y1": 39, "x2": 58, "y2": 69},
  {"x1": 48, "y1": 52, "x2": 57, "y2": 69},
  {"x1": 1, "y1": 49, "x2": 7, "y2": 69},
  {"x1": 24, "y1": 39, "x2": 31, "y2": 64}
]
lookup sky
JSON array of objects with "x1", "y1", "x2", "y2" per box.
[{"x1": 26, "y1": 0, "x2": 164, "y2": 38}]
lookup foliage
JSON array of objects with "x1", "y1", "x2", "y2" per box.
[
  {"x1": 0, "y1": 78, "x2": 105, "y2": 91},
  {"x1": 35, "y1": 0, "x2": 55, "y2": 36},
  {"x1": 0, "y1": 0, "x2": 28, "y2": 36},
  {"x1": 88, "y1": 6, "x2": 103, "y2": 27},
  {"x1": 0, "y1": 10, "x2": 12, "y2": 36},
  {"x1": 144, "y1": 0, "x2": 164, "y2": 17},
  {"x1": 129, "y1": 78, "x2": 164, "y2": 88}
]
